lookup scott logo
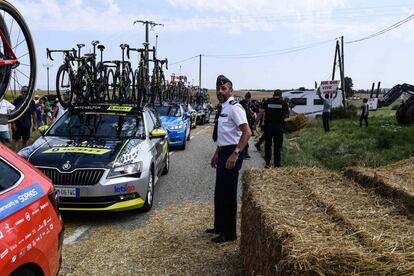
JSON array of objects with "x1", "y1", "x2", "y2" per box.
[{"x1": 114, "y1": 184, "x2": 135, "y2": 193}]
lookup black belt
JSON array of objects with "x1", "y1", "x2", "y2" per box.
[{"x1": 217, "y1": 145, "x2": 237, "y2": 151}]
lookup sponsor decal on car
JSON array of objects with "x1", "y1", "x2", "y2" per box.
[
  {"x1": 114, "y1": 184, "x2": 135, "y2": 193},
  {"x1": 0, "y1": 183, "x2": 45, "y2": 221},
  {"x1": 107, "y1": 106, "x2": 133, "y2": 112},
  {"x1": 42, "y1": 147, "x2": 111, "y2": 155}
]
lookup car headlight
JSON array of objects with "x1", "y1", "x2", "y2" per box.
[
  {"x1": 170, "y1": 124, "x2": 184, "y2": 130},
  {"x1": 107, "y1": 161, "x2": 143, "y2": 179}
]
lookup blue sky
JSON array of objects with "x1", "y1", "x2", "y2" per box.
[{"x1": 12, "y1": 0, "x2": 414, "y2": 90}]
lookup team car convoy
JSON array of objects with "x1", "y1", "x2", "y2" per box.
[
  {"x1": 18, "y1": 104, "x2": 169, "y2": 212},
  {"x1": 0, "y1": 2, "x2": 213, "y2": 273}
]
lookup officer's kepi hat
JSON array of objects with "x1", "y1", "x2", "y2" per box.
[{"x1": 216, "y1": 75, "x2": 232, "y2": 87}]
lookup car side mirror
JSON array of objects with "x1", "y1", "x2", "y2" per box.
[
  {"x1": 38, "y1": 125, "x2": 49, "y2": 136},
  {"x1": 150, "y1": 128, "x2": 167, "y2": 139}
]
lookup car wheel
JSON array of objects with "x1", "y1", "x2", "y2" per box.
[
  {"x1": 11, "y1": 267, "x2": 36, "y2": 276},
  {"x1": 141, "y1": 168, "x2": 154, "y2": 212},
  {"x1": 161, "y1": 151, "x2": 169, "y2": 175},
  {"x1": 186, "y1": 126, "x2": 191, "y2": 141}
]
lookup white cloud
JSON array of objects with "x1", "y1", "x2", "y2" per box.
[
  {"x1": 9, "y1": 0, "x2": 414, "y2": 41},
  {"x1": 12, "y1": 0, "x2": 142, "y2": 32}
]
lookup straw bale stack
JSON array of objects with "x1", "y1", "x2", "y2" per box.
[
  {"x1": 284, "y1": 114, "x2": 309, "y2": 132},
  {"x1": 344, "y1": 157, "x2": 414, "y2": 211},
  {"x1": 241, "y1": 167, "x2": 414, "y2": 275}
]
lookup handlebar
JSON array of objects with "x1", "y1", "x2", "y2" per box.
[
  {"x1": 120, "y1": 43, "x2": 129, "y2": 50},
  {"x1": 46, "y1": 48, "x2": 76, "y2": 61},
  {"x1": 126, "y1": 46, "x2": 145, "y2": 59}
]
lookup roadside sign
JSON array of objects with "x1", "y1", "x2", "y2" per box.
[
  {"x1": 368, "y1": 98, "x2": 378, "y2": 111},
  {"x1": 318, "y1": 80, "x2": 340, "y2": 99}
]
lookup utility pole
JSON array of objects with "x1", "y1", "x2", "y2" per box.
[
  {"x1": 331, "y1": 38, "x2": 346, "y2": 107},
  {"x1": 199, "y1": 54, "x2": 202, "y2": 94},
  {"x1": 340, "y1": 36, "x2": 346, "y2": 107},
  {"x1": 155, "y1": 35, "x2": 158, "y2": 52},
  {"x1": 43, "y1": 63, "x2": 53, "y2": 95},
  {"x1": 133, "y1": 20, "x2": 163, "y2": 82},
  {"x1": 179, "y1": 65, "x2": 182, "y2": 76},
  {"x1": 332, "y1": 40, "x2": 340, "y2": 80}
]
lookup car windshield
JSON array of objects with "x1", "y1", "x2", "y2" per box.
[
  {"x1": 156, "y1": 106, "x2": 181, "y2": 117},
  {"x1": 47, "y1": 112, "x2": 145, "y2": 139}
]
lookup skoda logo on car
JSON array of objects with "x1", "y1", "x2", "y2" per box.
[{"x1": 62, "y1": 161, "x2": 71, "y2": 171}]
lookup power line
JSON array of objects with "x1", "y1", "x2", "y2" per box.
[
  {"x1": 169, "y1": 55, "x2": 199, "y2": 66},
  {"x1": 346, "y1": 12, "x2": 414, "y2": 43},
  {"x1": 205, "y1": 39, "x2": 334, "y2": 59},
  {"x1": 205, "y1": 39, "x2": 334, "y2": 58}
]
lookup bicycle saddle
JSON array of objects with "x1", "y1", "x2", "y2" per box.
[
  {"x1": 91, "y1": 40, "x2": 100, "y2": 46},
  {"x1": 97, "y1": 45, "x2": 106, "y2": 51},
  {"x1": 120, "y1": 44, "x2": 129, "y2": 49}
]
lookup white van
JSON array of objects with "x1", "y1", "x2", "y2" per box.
[{"x1": 283, "y1": 90, "x2": 344, "y2": 117}]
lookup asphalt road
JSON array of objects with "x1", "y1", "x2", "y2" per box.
[{"x1": 60, "y1": 120, "x2": 264, "y2": 269}]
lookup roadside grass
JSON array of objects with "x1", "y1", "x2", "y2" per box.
[{"x1": 263, "y1": 108, "x2": 414, "y2": 171}]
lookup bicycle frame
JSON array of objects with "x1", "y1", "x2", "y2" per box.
[{"x1": 0, "y1": 29, "x2": 17, "y2": 66}]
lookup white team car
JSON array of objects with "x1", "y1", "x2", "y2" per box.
[{"x1": 19, "y1": 104, "x2": 169, "y2": 212}]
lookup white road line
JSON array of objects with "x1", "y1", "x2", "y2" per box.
[
  {"x1": 169, "y1": 152, "x2": 175, "y2": 156},
  {"x1": 206, "y1": 125, "x2": 212, "y2": 129},
  {"x1": 63, "y1": 225, "x2": 90, "y2": 245},
  {"x1": 190, "y1": 136, "x2": 195, "y2": 139}
]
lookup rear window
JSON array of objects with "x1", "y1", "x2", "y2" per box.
[{"x1": 0, "y1": 159, "x2": 21, "y2": 192}]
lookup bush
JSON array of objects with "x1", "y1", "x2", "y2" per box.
[
  {"x1": 330, "y1": 105, "x2": 358, "y2": 120},
  {"x1": 3, "y1": 91, "x2": 19, "y2": 102},
  {"x1": 391, "y1": 104, "x2": 399, "y2": 110}
]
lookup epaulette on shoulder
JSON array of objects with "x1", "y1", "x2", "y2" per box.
[{"x1": 229, "y1": 100, "x2": 237, "y2": 105}]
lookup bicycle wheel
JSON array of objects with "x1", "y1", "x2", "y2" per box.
[
  {"x1": 95, "y1": 62, "x2": 106, "y2": 102},
  {"x1": 74, "y1": 66, "x2": 89, "y2": 104},
  {"x1": 0, "y1": 1, "x2": 36, "y2": 122},
  {"x1": 0, "y1": 13, "x2": 11, "y2": 101},
  {"x1": 56, "y1": 64, "x2": 73, "y2": 108},
  {"x1": 106, "y1": 68, "x2": 117, "y2": 101}
]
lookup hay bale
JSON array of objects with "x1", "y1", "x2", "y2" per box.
[
  {"x1": 344, "y1": 157, "x2": 414, "y2": 211},
  {"x1": 241, "y1": 168, "x2": 414, "y2": 275},
  {"x1": 285, "y1": 114, "x2": 309, "y2": 132}
]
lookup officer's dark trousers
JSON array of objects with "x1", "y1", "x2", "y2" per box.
[
  {"x1": 214, "y1": 145, "x2": 244, "y2": 239},
  {"x1": 264, "y1": 124, "x2": 284, "y2": 167},
  {"x1": 322, "y1": 112, "x2": 330, "y2": 132},
  {"x1": 359, "y1": 114, "x2": 368, "y2": 127}
]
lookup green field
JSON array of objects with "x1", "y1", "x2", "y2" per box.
[{"x1": 257, "y1": 108, "x2": 414, "y2": 171}]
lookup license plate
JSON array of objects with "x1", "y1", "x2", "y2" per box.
[{"x1": 56, "y1": 187, "x2": 80, "y2": 198}]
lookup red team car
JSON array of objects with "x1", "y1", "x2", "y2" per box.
[{"x1": 0, "y1": 143, "x2": 64, "y2": 275}]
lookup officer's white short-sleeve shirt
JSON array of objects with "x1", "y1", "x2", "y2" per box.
[{"x1": 216, "y1": 96, "x2": 248, "y2": 147}]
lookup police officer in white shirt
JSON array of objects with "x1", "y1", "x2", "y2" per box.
[{"x1": 207, "y1": 75, "x2": 251, "y2": 243}]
